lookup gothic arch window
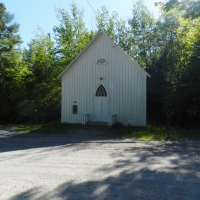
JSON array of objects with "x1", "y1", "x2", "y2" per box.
[{"x1": 95, "y1": 84, "x2": 107, "y2": 96}]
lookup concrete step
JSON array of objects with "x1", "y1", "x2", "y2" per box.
[
  {"x1": 85, "y1": 122, "x2": 108, "y2": 126},
  {"x1": 83, "y1": 122, "x2": 109, "y2": 130}
]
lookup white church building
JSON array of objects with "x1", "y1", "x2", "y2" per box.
[{"x1": 57, "y1": 30, "x2": 150, "y2": 126}]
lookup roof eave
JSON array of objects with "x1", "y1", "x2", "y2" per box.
[
  {"x1": 57, "y1": 30, "x2": 104, "y2": 80},
  {"x1": 57, "y1": 29, "x2": 150, "y2": 79}
]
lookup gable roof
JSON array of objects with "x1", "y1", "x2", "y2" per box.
[{"x1": 57, "y1": 30, "x2": 150, "y2": 80}]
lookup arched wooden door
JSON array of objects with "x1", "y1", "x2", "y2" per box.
[{"x1": 94, "y1": 84, "x2": 108, "y2": 122}]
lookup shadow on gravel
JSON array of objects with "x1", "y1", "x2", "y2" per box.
[
  {"x1": 5, "y1": 132, "x2": 200, "y2": 199},
  {"x1": 2, "y1": 126, "x2": 200, "y2": 200},
  {"x1": 1, "y1": 126, "x2": 199, "y2": 155},
  {"x1": 0, "y1": 126, "x2": 113, "y2": 153},
  {"x1": 54, "y1": 171, "x2": 200, "y2": 200},
  {"x1": 10, "y1": 158, "x2": 200, "y2": 200}
]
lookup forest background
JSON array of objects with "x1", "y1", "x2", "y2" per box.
[{"x1": 0, "y1": 0, "x2": 200, "y2": 127}]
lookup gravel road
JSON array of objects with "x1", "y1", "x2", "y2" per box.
[{"x1": 0, "y1": 127, "x2": 200, "y2": 200}]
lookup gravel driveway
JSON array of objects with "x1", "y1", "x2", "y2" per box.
[{"x1": 0, "y1": 127, "x2": 200, "y2": 200}]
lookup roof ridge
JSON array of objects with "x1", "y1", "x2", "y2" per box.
[{"x1": 57, "y1": 30, "x2": 150, "y2": 80}]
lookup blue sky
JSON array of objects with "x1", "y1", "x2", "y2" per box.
[{"x1": 2, "y1": 0, "x2": 160, "y2": 48}]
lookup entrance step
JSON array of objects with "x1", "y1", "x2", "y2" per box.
[{"x1": 83, "y1": 122, "x2": 109, "y2": 130}]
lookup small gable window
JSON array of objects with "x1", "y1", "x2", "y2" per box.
[
  {"x1": 72, "y1": 105, "x2": 77, "y2": 114},
  {"x1": 97, "y1": 59, "x2": 107, "y2": 65},
  {"x1": 96, "y1": 84, "x2": 107, "y2": 96}
]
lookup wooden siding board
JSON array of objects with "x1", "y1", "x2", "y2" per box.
[
  {"x1": 136, "y1": 70, "x2": 139, "y2": 126},
  {"x1": 110, "y1": 44, "x2": 114, "y2": 117},
  {"x1": 129, "y1": 67, "x2": 132, "y2": 125},
  {"x1": 63, "y1": 76, "x2": 67, "y2": 122},
  {"x1": 144, "y1": 77, "x2": 147, "y2": 126},
  {"x1": 143, "y1": 74, "x2": 145, "y2": 125},
  {"x1": 140, "y1": 75, "x2": 143, "y2": 125},
  {"x1": 112, "y1": 45, "x2": 117, "y2": 120},
  {"x1": 64, "y1": 75, "x2": 67, "y2": 122},
  {"x1": 87, "y1": 46, "x2": 90, "y2": 121},
  {"x1": 123, "y1": 58, "x2": 127, "y2": 124},
  {"x1": 78, "y1": 59, "x2": 82, "y2": 123},
  {"x1": 61, "y1": 80, "x2": 64, "y2": 122}
]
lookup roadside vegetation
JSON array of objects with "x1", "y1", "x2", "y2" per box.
[
  {"x1": 110, "y1": 124, "x2": 200, "y2": 141},
  {"x1": 7, "y1": 121, "x2": 81, "y2": 135},
  {"x1": 2, "y1": 122, "x2": 199, "y2": 141}
]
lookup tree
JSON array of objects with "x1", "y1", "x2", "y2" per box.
[
  {"x1": 53, "y1": 2, "x2": 93, "y2": 70},
  {"x1": 149, "y1": 0, "x2": 200, "y2": 126},
  {"x1": 23, "y1": 29, "x2": 61, "y2": 122},
  {"x1": 0, "y1": 3, "x2": 24, "y2": 123},
  {"x1": 164, "y1": 0, "x2": 200, "y2": 19},
  {"x1": 167, "y1": 17, "x2": 200, "y2": 126},
  {"x1": 95, "y1": 6, "x2": 129, "y2": 52},
  {"x1": 128, "y1": 0, "x2": 156, "y2": 68}
]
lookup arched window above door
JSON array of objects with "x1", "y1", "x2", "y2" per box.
[{"x1": 95, "y1": 84, "x2": 107, "y2": 96}]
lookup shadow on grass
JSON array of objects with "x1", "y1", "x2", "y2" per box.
[
  {"x1": 109, "y1": 124, "x2": 200, "y2": 141},
  {"x1": 15, "y1": 121, "x2": 82, "y2": 135},
  {"x1": 0, "y1": 122, "x2": 199, "y2": 154}
]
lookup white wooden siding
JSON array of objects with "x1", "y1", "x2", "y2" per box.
[{"x1": 61, "y1": 32, "x2": 147, "y2": 126}]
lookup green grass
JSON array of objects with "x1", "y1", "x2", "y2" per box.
[
  {"x1": 13, "y1": 120, "x2": 81, "y2": 135},
  {"x1": 1, "y1": 121, "x2": 199, "y2": 141},
  {"x1": 109, "y1": 124, "x2": 200, "y2": 141}
]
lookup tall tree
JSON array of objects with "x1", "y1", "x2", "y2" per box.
[
  {"x1": 23, "y1": 30, "x2": 61, "y2": 122},
  {"x1": 53, "y1": 2, "x2": 93, "y2": 70},
  {"x1": 95, "y1": 6, "x2": 129, "y2": 52},
  {"x1": 0, "y1": 3, "x2": 24, "y2": 123},
  {"x1": 149, "y1": 0, "x2": 200, "y2": 126},
  {"x1": 164, "y1": 0, "x2": 200, "y2": 19},
  {"x1": 128, "y1": 0, "x2": 156, "y2": 68},
  {"x1": 166, "y1": 16, "x2": 200, "y2": 126}
]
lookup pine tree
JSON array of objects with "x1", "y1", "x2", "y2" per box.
[{"x1": 0, "y1": 3, "x2": 23, "y2": 123}]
